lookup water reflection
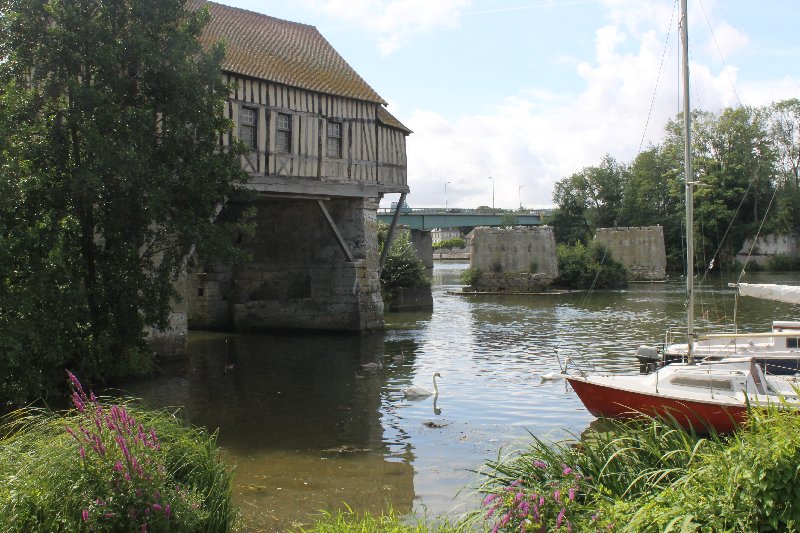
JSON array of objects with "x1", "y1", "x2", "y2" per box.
[{"x1": 119, "y1": 265, "x2": 800, "y2": 531}]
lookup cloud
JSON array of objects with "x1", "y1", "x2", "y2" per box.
[
  {"x1": 390, "y1": 0, "x2": 778, "y2": 211},
  {"x1": 299, "y1": 0, "x2": 470, "y2": 55}
]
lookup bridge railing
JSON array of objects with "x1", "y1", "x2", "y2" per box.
[{"x1": 377, "y1": 207, "x2": 547, "y2": 216}]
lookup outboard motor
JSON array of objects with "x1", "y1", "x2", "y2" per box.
[{"x1": 636, "y1": 345, "x2": 660, "y2": 374}]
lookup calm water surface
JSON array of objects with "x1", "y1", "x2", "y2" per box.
[{"x1": 120, "y1": 264, "x2": 799, "y2": 531}]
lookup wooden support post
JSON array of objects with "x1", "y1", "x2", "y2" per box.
[
  {"x1": 380, "y1": 192, "x2": 406, "y2": 274},
  {"x1": 317, "y1": 200, "x2": 355, "y2": 263}
]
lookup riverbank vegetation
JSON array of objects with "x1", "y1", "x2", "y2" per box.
[
  {"x1": 0, "y1": 0, "x2": 252, "y2": 407},
  {"x1": 549, "y1": 100, "x2": 800, "y2": 273},
  {"x1": 379, "y1": 227, "x2": 432, "y2": 297},
  {"x1": 554, "y1": 241, "x2": 628, "y2": 289},
  {"x1": 294, "y1": 408, "x2": 800, "y2": 532},
  {"x1": 433, "y1": 237, "x2": 467, "y2": 250},
  {"x1": 0, "y1": 373, "x2": 235, "y2": 532}
]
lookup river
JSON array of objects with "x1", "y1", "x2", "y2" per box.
[{"x1": 119, "y1": 264, "x2": 799, "y2": 531}]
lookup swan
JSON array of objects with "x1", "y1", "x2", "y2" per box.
[
  {"x1": 540, "y1": 371, "x2": 566, "y2": 382},
  {"x1": 404, "y1": 372, "x2": 441, "y2": 398}
]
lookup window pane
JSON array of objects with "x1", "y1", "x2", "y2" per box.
[
  {"x1": 240, "y1": 108, "x2": 256, "y2": 125},
  {"x1": 276, "y1": 130, "x2": 290, "y2": 153},
  {"x1": 327, "y1": 137, "x2": 341, "y2": 158},
  {"x1": 327, "y1": 122, "x2": 341, "y2": 137},
  {"x1": 277, "y1": 113, "x2": 290, "y2": 130}
]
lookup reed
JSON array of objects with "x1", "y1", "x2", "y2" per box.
[
  {"x1": 292, "y1": 505, "x2": 461, "y2": 533},
  {"x1": 0, "y1": 373, "x2": 236, "y2": 532}
]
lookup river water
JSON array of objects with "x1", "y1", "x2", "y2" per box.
[{"x1": 119, "y1": 264, "x2": 799, "y2": 531}]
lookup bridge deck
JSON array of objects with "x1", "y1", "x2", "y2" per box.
[{"x1": 377, "y1": 208, "x2": 542, "y2": 230}]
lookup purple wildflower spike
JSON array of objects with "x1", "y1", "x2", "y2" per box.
[
  {"x1": 82, "y1": 509, "x2": 89, "y2": 522},
  {"x1": 556, "y1": 507, "x2": 565, "y2": 528}
]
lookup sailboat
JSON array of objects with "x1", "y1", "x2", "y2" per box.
[
  {"x1": 565, "y1": 0, "x2": 800, "y2": 433},
  {"x1": 636, "y1": 284, "x2": 800, "y2": 375}
]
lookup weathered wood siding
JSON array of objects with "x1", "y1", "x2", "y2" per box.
[{"x1": 222, "y1": 73, "x2": 407, "y2": 190}]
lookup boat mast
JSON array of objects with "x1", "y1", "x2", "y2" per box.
[{"x1": 681, "y1": 0, "x2": 695, "y2": 364}]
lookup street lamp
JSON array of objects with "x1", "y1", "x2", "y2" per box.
[
  {"x1": 488, "y1": 176, "x2": 495, "y2": 210},
  {"x1": 444, "y1": 180, "x2": 451, "y2": 210},
  {"x1": 518, "y1": 185, "x2": 525, "y2": 210}
]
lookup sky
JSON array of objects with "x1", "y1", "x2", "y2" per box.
[{"x1": 221, "y1": 0, "x2": 799, "y2": 210}]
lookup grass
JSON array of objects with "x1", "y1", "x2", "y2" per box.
[
  {"x1": 0, "y1": 373, "x2": 236, "y2": 532},
  {"x1": 291, "y1": 505, "x2": 462, "y2": 533}
]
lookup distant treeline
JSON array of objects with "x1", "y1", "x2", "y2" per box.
[{"x1": 548, "y1": 99, "x2": 800, "y2": 272}]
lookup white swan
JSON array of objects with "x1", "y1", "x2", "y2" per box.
[
  {"x1": 540, "y1": 371, "x2": 566, "y2": 382},
  {"x1": 404, "y1": 372, "x2": 441, "y2": 398}
]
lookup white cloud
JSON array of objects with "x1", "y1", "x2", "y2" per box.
[
  {"x1": 298, "y1": 0, "x2": 470, "y2": 55},
  {"x1": 390, "y1": 0, "x2": 788, "y2": 211}
]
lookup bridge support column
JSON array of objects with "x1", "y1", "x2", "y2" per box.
[{"x1": 189, "y1": 195, "x2": 384, "y2": 332}]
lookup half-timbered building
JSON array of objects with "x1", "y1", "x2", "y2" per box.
[{"x1": 186, "y1": 0, "x2": 411, "y2": 332}]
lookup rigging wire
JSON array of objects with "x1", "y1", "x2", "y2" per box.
[
  {"x1": 698, "y1": 0, "x2": 742, "y2": 106},
  {"x1": 637, "y1": 0, "x2": 679, "y2": 153}
]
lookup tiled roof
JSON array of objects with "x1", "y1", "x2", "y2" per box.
[
  {"x1": 188, "y1": 0, "x2": 386, "y2": 105},
  {"x1": 377, "y1": 107, "x2": 412, "y2": 134}
]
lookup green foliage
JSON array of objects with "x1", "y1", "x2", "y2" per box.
[
  {"x1": 766, "y1": 255, "x2": 800, "y2": 271},
  {"x1": 551, "y1": 101, "x2": 800, "y2": 272},
  {"x1": 460, "y1": 267, "x2": 479, "y2": 287},
  {"x1": 500, "y1": 212, "x2": 518, "y2": 227},
  {"x1": 0, "y1": 0, "x2": 251, "y2": 405},
  {"x1": 0, "y1": 375, "x2": 236, "y2": 532},
  {"x1": 554, "y1": 242, "x2": 628, "y2": 289},
  {"x1": 381, "y1": 232, "x2": 431, "y2": 293},
  {"x1": 292, "y1": 505, "x2": 458, "y2": 533},
  {"x1": 432, "y1": 237, "x2": 466, "y2": 250},
  {"x1": 471, "y1": 409, "x2": 800, "y2": 532}
]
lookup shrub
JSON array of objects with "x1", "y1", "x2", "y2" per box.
[
  {"x1": 460, "y1": 267, "x2": 479, "y2": 287},
  {"x1": 432, "y1": 237, "x2": 466, "y2": 250},
  {"x1": 381, "y1": 232, "x2": 431, "y2": 293},
  {"x1": 0, "y1": 372, "x2": 236, "y2": 532},
  {"x1": 766, "y1": 255, "x2": 800, "y2": 271},
  {"x1": 554, "y1": 241, "x2": 628, "y2": 289}
]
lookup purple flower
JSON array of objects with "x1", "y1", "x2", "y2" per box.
[
  {"x1": 164, "y1": 504, "x2": 171, "y2": 519},
  {"x1": 533, "y1": 460, "x2": 547, "y2": 469},
  {"x1": 568, "y1": 487, "x2": 577, "y2": 501},
  {"x1": 152, "y1": 503, "x2": 162, "y2": 512},
  {"x1": 114, "y1": 460, "x2": 124, "y2": 472},
  {"x1": 79, "y1": 447, "x2": 85, "y2": 460},
  {"x1": 483, "y1": 493, "x2": 498, "y2": 506},
  {"x1": 71, "y1": 392, "x2": 85, "y2": 412},
  {"x1": 82, "y1": 509, "x2": 89, "y2": 522},
  {"x1": 563, "y1": 466, "x2": 573, "y2": 476},
  {"x1": 553, "y1": 489, "x2": 561, "y2": 502},
  {"x1": 556, "y1": 507, "x2": 566, "y2": 528}
]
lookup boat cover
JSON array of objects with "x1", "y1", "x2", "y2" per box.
[{"x1": 738, "y1": 283, "x2": 800, "y2": 305}]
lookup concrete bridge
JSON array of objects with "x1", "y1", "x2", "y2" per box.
[{"x1": 377, "y1": 208, "x2": 543, "y2": 230}]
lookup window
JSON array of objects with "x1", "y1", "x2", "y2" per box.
[
  {"x1": 275, "y1": 113, "x2": 291, "y2": 153},
  {"x1": 239, "y1": 107, "x2": 257, "y2": 150},
  {"x1": 326, "y1": 121, "x2": 342, "y2": 158},
  {"x1": 788, "y1": 337, "x2": 799, "y2": 349}
]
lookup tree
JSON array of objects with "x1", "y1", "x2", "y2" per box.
[
  {"x1": 0, "y1": 0, "x2": 250, "y2": 405},
  {"x1": 550, "y1": 154, "x2": 628, "y2": 244}
]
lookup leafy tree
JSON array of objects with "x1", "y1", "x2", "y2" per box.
[
  {"x1": 551, "y1": 154, "x2": 629, "y2": 244},
  {"x1": 0, "y1": 0, "x2": 251, "y2": 405},
  {"x1": 554, "y1": 241, "x2": 628, "y2": 290}
]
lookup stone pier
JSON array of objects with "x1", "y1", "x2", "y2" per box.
[
  {"x1": 189, "y1": 196, "x2": 384, "y2": 332},
  {"x1": 593, "y1": 226, "x2": 667, "y2": 281},
  {"x1": 468, "y1": 226, "x2": 558, "y2": 292}
]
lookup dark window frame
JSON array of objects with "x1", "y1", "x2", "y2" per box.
[
  {"x1": 239, "y1": 106, "x2": 258, "y2": 150},
  {"x1": 275, "y1": 113, "x2": 292, "y2": 153},
  {"x1": 326, "y1": 121, "x2": 342, "y2": 158}
]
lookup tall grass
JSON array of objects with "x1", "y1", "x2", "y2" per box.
[
  {"x1": 469, "y1": 409, "x2": 800, "y2": 532},
  {"x1": 0, "y1": 373, "x2": 236, "y2": 532},
  {"x1": 291, "y1": 505, "x2": 462, "y2": 533}
]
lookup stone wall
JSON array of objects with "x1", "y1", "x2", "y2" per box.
[
  {"x1": 409, "y1": 228, "x2": 433, "y2": 278},
  {"x1": 146, "y1": 271, "x2": 188, "y2": 357},
  {"x1": 469, "y1": 226, "x2": 558, "y2": 291},
  {"x1": 736, "y1": 233, "x2": 799, "y2": 266},
  {"x1": 188, "y1": 196, "x2": 384, "y2": 332},
  {"x1": 594, "y1": 226, "x2": 666, "y2": 281}
]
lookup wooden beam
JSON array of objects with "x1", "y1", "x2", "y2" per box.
[
  {"x1": 317, "y1": 200, "x2": 355, "y2": 263},
  {"x1": 379, "y1": 192, "x2": 406, "y2": 273}
]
